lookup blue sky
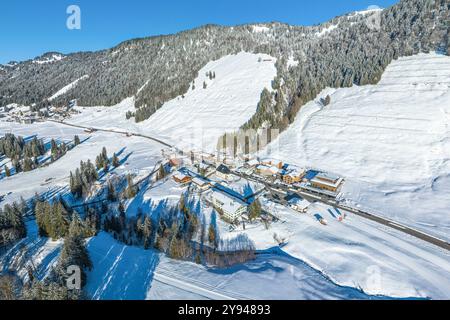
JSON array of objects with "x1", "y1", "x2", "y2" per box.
[{"x1": 0, "y1": 0, "x2": 398, "y2": 64}]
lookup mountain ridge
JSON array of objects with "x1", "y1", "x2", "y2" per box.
[{"x1": 0, "y1": 0, "x2": 448, "y2": 133}]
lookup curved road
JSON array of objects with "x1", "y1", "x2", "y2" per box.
[{"x1": 47, "y1": 119, "x2": 173, "y2": 148}]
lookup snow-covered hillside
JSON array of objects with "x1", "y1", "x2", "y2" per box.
[
  {"x1": 85, "y1": 232, "x2": 380, "y2": 300},
  {"x1": 0, "y1": 121, "x2": 163, "y2": 205},
  {"x1": 142, "y1": 52, "x2": 276, "y2": 150},
  {"x1": 70, "y1": 52, "x2": 277, "y2": 151},
  {"x1": 265, "y1": 53, "x2": 450, "y2": 241}
]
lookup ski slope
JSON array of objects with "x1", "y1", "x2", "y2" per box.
[
  {"x1": 48, "y1": 75, "x2": 89, "y2": 101},
  {"x1": 265, "y1": 53, "x2": 450, "y2": 241},
  {"x1": 70, "y1": 52, "x2": 277, "y2": 151}
]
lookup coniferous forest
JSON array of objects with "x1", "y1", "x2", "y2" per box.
[{"x1": 0, "y1": 0, "x2": 447, "y2": 134}]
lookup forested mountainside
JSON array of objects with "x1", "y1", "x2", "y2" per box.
[{"x1": 0, "y1": 0, "x2": 448, "y2": 131}]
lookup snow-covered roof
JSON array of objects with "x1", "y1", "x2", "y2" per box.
[
  {"x1": 311, "y1": 175, "x2": 343, "y2": 188},
  {"x1": 211, "y1": 190, "x2": 247, "y2": 213},
  {"x1": 288, "y1": 197, "x2": 311, "y2": 209},
  {"x1": 246, "y1": 159, "x2": 259, "y2": 166},
  {"x1": 192, "y1": 177, "x2": 209, "y2": 186},
  {"x1": 198, "y1": 162, "x2": 210, "y2": 170},
  {"x1": 216, "y1": 164, "x2": 231, "y2": 174},
  {"x1": 257, "y1": 164, "x2": 279, "y2": 175},
  {"x1": 315, "y1": 172, "x2": 341, "y2": 183},
  {"x1": 285, "y1": 168, "x2": 305, "y2": 176},
  {"x1": 173, "y1": 172, "x2": 189, "y2": 181},
  {"x1": 262, "y1": 158, "x2": 282, "y2": 166}
]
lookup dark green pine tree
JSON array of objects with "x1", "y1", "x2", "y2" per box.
[
  {"x1": 112, "y1": 153, "x2": 120, "y2": 168},
  {"x1": 23, "y1": 156, "x2": 34, "y2": 172},
  {"x1": 12, "y1": 158, "x2": 21, "y2": 174},
  {"x1": 107, "y1": 180, "x2": 117, "y2": 202},
  {"x1": 125, "y1": 174, "x2": 136, "y2": 199},
  {"x1": 56, "y1": 230, "x2": 92, "y2": 289},
  {"x1": 50, "y1": 202, "x2": 69, "y2": 240},
  {"x1": 68, "y1": 213, "x2": 86, "y2": 238},
  {"x1": 143, "y1": 215, "x2": 152, "y2": 249},
  {"x1": 101, "y1": 147, "x2": 108, "y2": 163},
  {"x1": 50, "y1": 139, "x2": 58, "y2": 161},
  {"x1": 103, "y1": 160, "x2": 109, "y2": 173},
  {"x1": 4, "y1": 165, "x2": 10, "y2": 177},
  {"x1": 74, "y1": 135, "x2": 81, "y2": 146},
  {"x1": 95, "y1": 155, "x2": 103, "y2": 170},
  {"x1": 157, "y1": 164, "x2": 166, "y2": 180},
  {"x1": 248, "y1": 199, "x2": 262, "y2": 221}
]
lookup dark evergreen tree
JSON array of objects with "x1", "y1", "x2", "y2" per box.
[
  {"x1": 74, "y1": 135, "x2": 81, "y2": 146},
  {"x1": 107, "y1": 180, "x2": 117, "y2": 202},
  {"x1": 112, "y1": 153, "x2": 120, "y2": 168},
  {"x1": 143, "y1": 215, "x2": 152, "y2": 249},
  {"x1": 4, "y1": 165, "x2": 10, "y2": 177}
]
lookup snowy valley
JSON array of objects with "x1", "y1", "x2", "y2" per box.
[
  {"x1": 1, "y1": 0, "x2": 450, "y2": 302},
  {"x1": 1, "y1": 51, "x2": 450, "y2": 300}
]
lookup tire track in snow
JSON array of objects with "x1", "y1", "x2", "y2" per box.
[
  {"x1": 92, "y1": 246, "x2": 126, "y2": 300},
  {"x1": 153, "y1": 268, "x2": 253, "y2": 300}
]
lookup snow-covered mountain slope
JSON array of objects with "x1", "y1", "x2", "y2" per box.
[
  {"x1": 71, "y1": 52, "x2": 277, "y2": 151},
  {"x1": 142, "y1": 52, "x2": 276, "y2": 150},
  {"x1": 265, "y1": 53, "x2": 450, "y2": 241}
]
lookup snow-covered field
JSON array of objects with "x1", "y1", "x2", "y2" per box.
[
  {"x1": 223, "y1": 200, "x2": 450, "y2": 299},
  {"x1": 0, "y1": 121, "x2": 163, "y2": 205},
  {"x1": 86, "y1": 232, "x2": 382, "y2": 300},
  {"x1": 265, "y1": 53, "x2": 450, "y2": 242},
  {"x1": 69, "y1": 52, "x2": 277, "y2": 151}
]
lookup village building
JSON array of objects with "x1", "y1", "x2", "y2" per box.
[
  {"x1": 261, "y1": 159, "x2": 284, "y2": 170},
  {"x1": 210, "y1": 190, "x2": 248, "y2": 222},
  {"x1": 245, "y1": 159, "x2": 260, "y2": 168},
  {"x1": 197, "y1": 162, "x2": 211, "y2": 173},
  {"x1": 192, "y1": 177, "x2": 211, "y2": 191},
  {"x1": 216, "y1": 164, "x2": 232, "y2": 180},
  {"x1": 282, "y1": 169, "x2": 306, "y2": 185},
  {"x1": 256, "y1": 164, "x2": 279, "y2": 177},
  {"x1": 310, "y1": 172, "x2": 344, "y2": 193},
  {"x1": 173, "y1": 172, "x2": 192, "y2": 184},
  {"x1": 200, "y1": 152, "x2": 216, "y2": 163},
  {"x1": 169, "y1": 157, "x2": 183, "y2": 169},
  {"x1": 285, "y1": 194, "x2": 311, "y2": 213}
]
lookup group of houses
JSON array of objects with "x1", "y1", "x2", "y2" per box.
[
  {"x1": 166, "y1": 149, "x2": 344, "y2": 224},
  {"x1": 168, "y1": 152, "x2": 251, "y2": 223},
  {"x1": 0, "y1": 100, "x2": 78, "y2": 124},
  {"x1": 244, "y1": 158, "x2": 344, "y2": 194},
  {"x1": 172, "y1": 167, "x2": 250, "y2": 223}
]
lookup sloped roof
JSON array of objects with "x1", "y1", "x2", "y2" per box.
[{"x1": 216, "y1": 164, "x2": 231, "y2": 174}]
